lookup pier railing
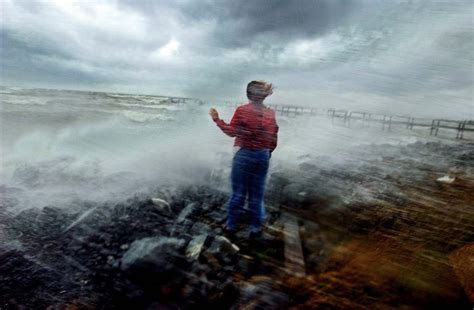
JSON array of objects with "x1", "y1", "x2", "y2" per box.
[{"x1": 222, "y1": 102, "x2": 473, "y2": 140}]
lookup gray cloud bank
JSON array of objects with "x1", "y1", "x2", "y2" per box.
[{"x1": 1, "y1": 0, "x2": 473, "y2": 117}]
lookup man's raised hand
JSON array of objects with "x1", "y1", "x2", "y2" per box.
[{"x1": 209, "y1": 108, "x2": 220, "y2": 122}]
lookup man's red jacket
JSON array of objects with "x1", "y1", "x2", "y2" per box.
[{"x1": 214, "y1": 103, "x2": 279, "y2": 152}]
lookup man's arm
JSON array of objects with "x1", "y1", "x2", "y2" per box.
[{"x1": 214, "y1": 108, "x2": 241, "y2": 137}]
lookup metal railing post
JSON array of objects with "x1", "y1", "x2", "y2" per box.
[{"x1": 430, "y1": 120, "x2": 436, "y2": 135}]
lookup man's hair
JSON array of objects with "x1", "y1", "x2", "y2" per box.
[{"x1": 247, "y1": 80, "x2": 273, "y2": 102}]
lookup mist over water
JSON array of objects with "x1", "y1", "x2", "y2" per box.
[
  {"x1": 0, "y1": 88, "x2": 216, "y2": 211},
  {"x1": 1, "y1": 86, "x2": 456, "y2": 213}
]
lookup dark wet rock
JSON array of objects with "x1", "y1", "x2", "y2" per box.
[
  {"x1": 170, "y1": 218, "x2": 194, "y2": 238},
  {"x1": 185, "y1": 234, "x2": 208, "y2": 261},
  {"x1": 175, "y1": 202, "x2": 200, "y2": 223},
  {"x1": 150, "y1": 198, "x2": 172, "y2": 215},
  {"x1": 1, "y1": 186, "x2": 244, "y2": 308},
  {"x1": 2, "y1": 141, "x2": 471, "y2": 308},
  {"x1": 189, "y1": 222, "x2": 213, "y2": 235},
  {"x1": 203, "y1": 236, "x2": 240, "y2": 265},
  {"x1": 236, "y1": 277, "x2": 289, "y2": 309},
  {"x1": 207, "y1": 209, "x2": 227, "y2": 225},
  {"x1": 117, "y1": 237, "x2": 190, "y2": 302},
  {"x1": 121, "y1": 237, "x2": 186, "y2": 272},
  {"x1": 0, "y1": 250, "x2": 80, "y2": 309},
  {"x1": 199, "y1": 201, "x2": 213, "y2": 212}
]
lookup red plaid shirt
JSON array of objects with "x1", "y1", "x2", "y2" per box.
[{"x1": 215, "y1": 103, "x2": 279, "y2": 152}]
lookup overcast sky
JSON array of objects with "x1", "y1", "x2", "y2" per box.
[{"x1": 1, "y1": 0, "x2": 473, "y2": 115}]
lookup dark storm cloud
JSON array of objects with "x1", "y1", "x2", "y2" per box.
[
  {"x1": 177, "y1": 0, "x2": 357, "y2": 48},
  {"x1": 0, "y1": 33, "x2": 109, "y2": 91},
  {"x1": 1, "y1": 0, "x2": 473, "y2": 117}
]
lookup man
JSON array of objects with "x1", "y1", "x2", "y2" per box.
[{"x1": 209, "y1": 81, "x2": 279, "y2": 238}]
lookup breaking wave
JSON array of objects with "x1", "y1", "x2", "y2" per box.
[
  {"x1": 120, "y1": 110, "x2": 175, "y2": 123},
  {"x1": 1, "y1": 87, "x2": 462, "y2": 214}
]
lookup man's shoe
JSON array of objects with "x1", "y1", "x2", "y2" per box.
[{"x1": 222, "y1": 224, "x2": 237, "y2": 239}]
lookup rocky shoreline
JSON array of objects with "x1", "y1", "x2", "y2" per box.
[{"x1": 1, "y1": 140, "x2": 473, "y2": 309}]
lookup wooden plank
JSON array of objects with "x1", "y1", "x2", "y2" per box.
[
  {"x1": 449, "y1": 243, "x2": 474, "y2": 303},
  {"x1": 282, "y1": 212, "x2": 306, "y2": 277}
]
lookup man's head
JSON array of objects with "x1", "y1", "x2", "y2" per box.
[{"x1": 247, "y1": 80, "x2": 273, "y2": 103}]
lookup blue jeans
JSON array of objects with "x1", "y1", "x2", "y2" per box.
[{"x1": 226, "y1": 148, "x2": 270, "y2": 232}]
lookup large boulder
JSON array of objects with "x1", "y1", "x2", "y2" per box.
[{"x1": 121, "y1": 237, "x2": 186, "y2": 275}]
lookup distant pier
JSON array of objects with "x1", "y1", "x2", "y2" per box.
[{"x1": 222, "y1": 102, "x2": 474, "y2": 140}]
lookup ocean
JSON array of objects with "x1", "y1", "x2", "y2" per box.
[
  {"x1": 0, "y1": 86, "x2": 465, "y2": 213},
  {"x1": 1, "y1": 86, "x2": 217, "y2": 211}
]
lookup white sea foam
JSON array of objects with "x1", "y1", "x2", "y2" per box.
[
  {"x1": 121, "y1": 110, "x2": 174, "y2": 122},
  {"x1": 1, "y1": 95, "x2": 50, "y2": 105},
  {"x1": 1, "y1": 88, "x2": 463, "y2": 213},
  {"x1": 112, "y1": 101, "x2": 183, "y2": 111}
]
